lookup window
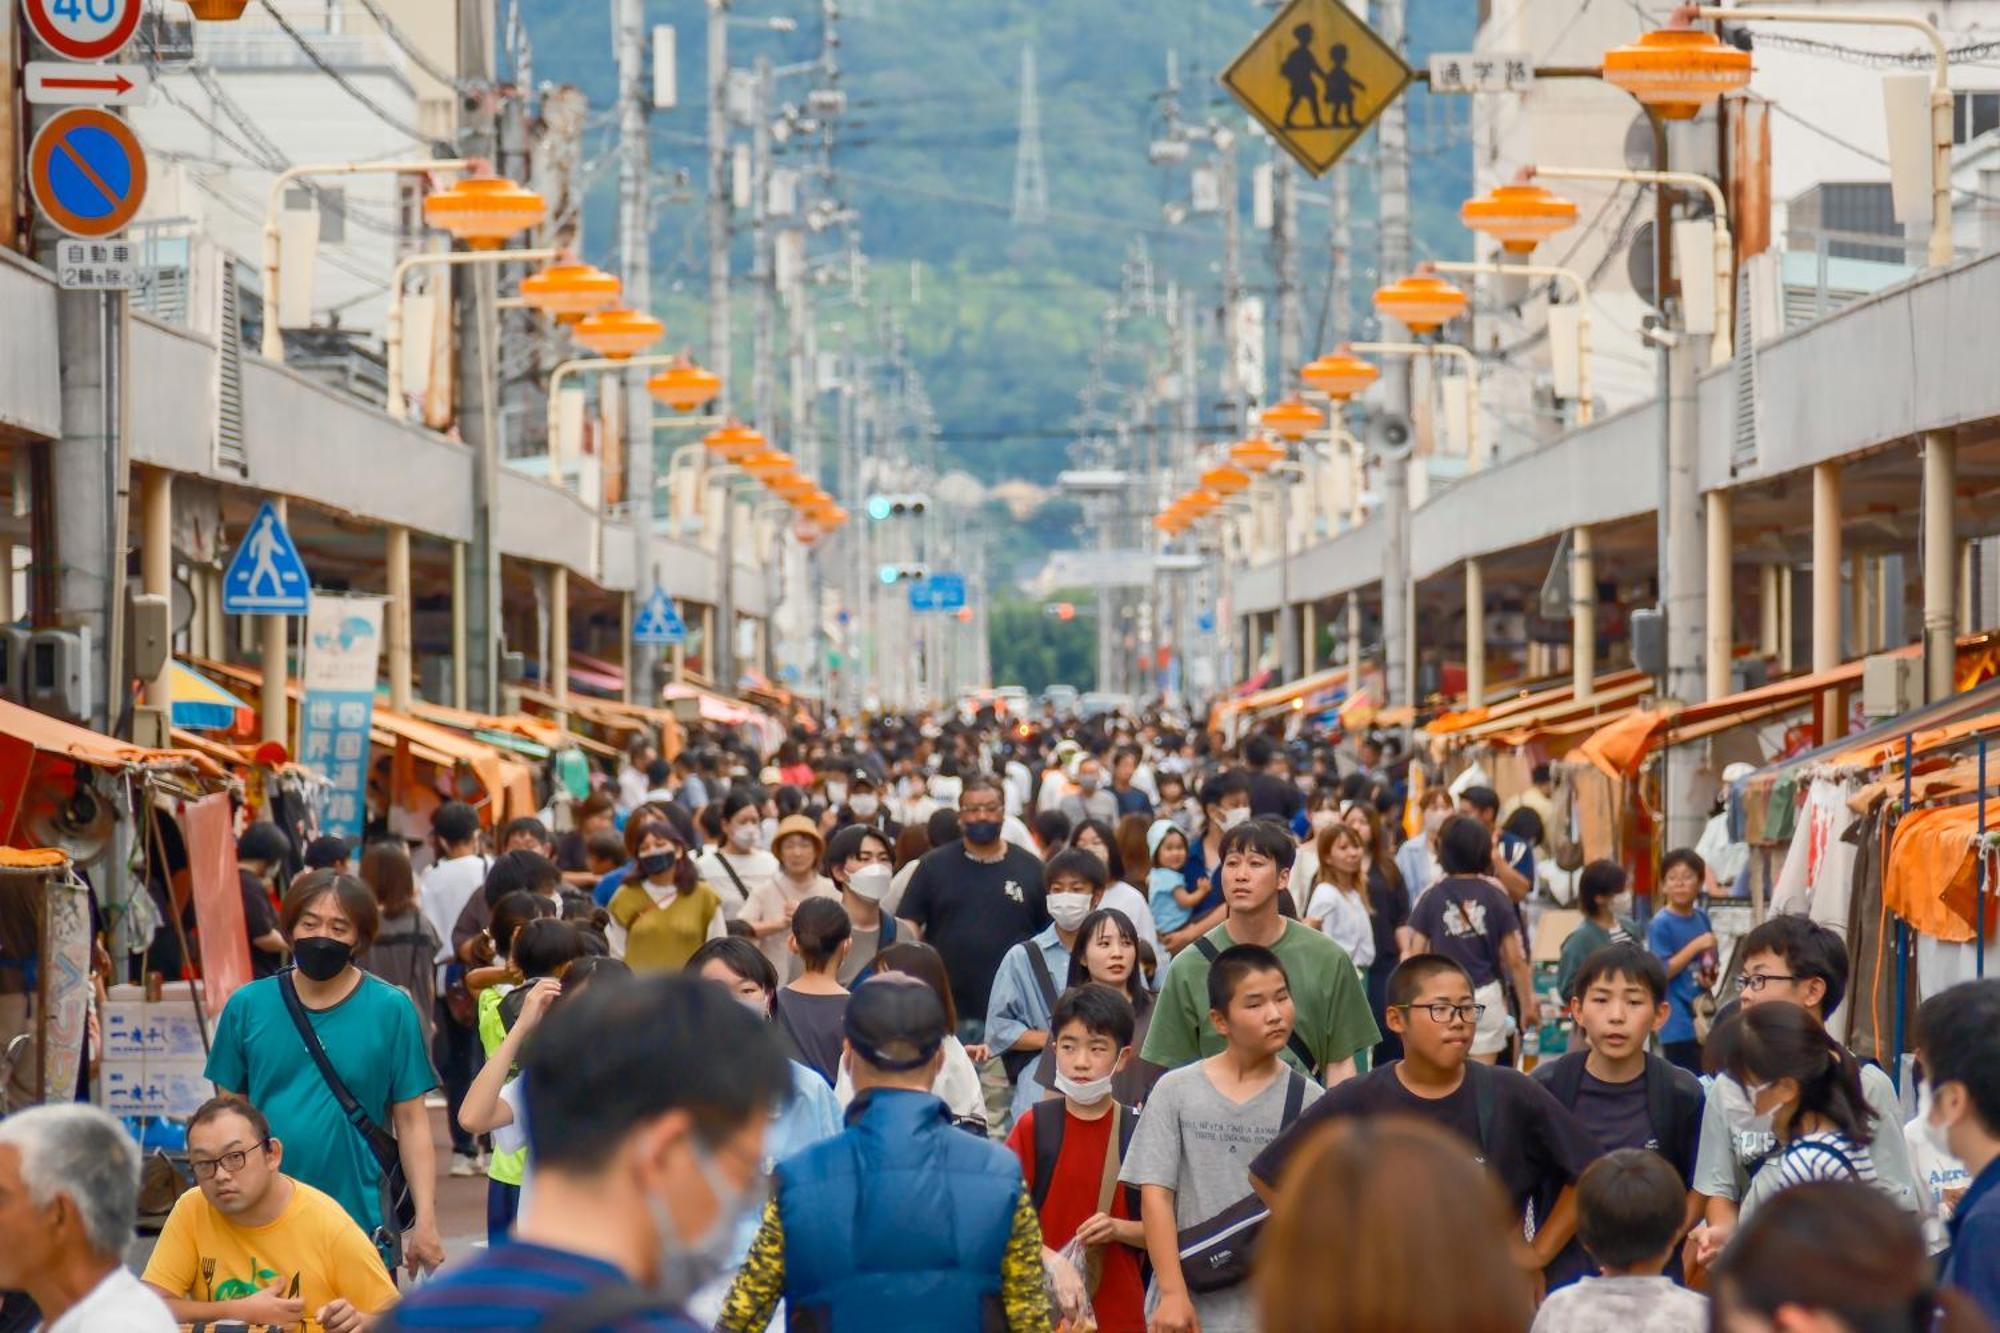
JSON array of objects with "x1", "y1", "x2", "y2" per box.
[{"x1": 1953, "y1": 91, "x2": 2000, "y2": 145}]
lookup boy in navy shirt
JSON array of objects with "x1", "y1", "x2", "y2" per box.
[{"x1": 1644, "y1": 848, "x2": 1716, "y2": 1073}]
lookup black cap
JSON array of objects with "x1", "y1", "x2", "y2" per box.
[
  {"x1": 849, "y1": 770, "x2": 877, "y2": 789},
  {"x1": 843, "y1": 974, "x2": 947, "y2": 1072}
]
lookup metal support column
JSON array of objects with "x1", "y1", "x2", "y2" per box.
[
  {"x1": 1814, "y1": 462, "x2": 1843, "y2": 735},
  {"x1": 1924, "y1": 430, "x2": 1957, "y2": 702},
  {"x1": 1464, "y1": 558, "x2": 1485, "y2": 708},
  {"x1": 1706, "y1": 489, "x2": 1733, "y2": 701},
  {"x1": 387, "y1": 525, "x2": 412, "y2": 713},
  {"x1": 1572, "y1": 526, "x2": 1596, "y2": 702}
]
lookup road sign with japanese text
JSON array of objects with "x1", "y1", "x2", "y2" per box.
[
  {"x1": 55, "y1": 237, "x2": 136, "y2": 289},
  {"x1": 1428, "y1": 52, "x2": 1534, "y2": 95},
  {"x1": 1220, "y1": 0, "x2": 1413, "y2": 177}
]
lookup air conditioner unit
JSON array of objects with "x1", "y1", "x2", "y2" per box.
[
  {"x1": 27, "y1": 626, "x2": 93, "y2": 723},
  {"x1": 1861, "y1": 653, "x2": 1920, "y2": 719},
  {"x1": 0, "y1": 626, "x2": 26, "y2": 703}
]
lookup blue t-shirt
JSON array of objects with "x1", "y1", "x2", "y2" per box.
[
  {"x1": 388, "y1": 1241, "x2": 701, "y2": 1330},
  {"x1": 204, "y1": 971, "x2": 435, "y2": 1245},
  {"x1": 1645, "y1": 907, "x2": 1714, "y2": 1043},
  {"x1": 593, "y1": 862, "x2": 633, "y2": 908},
  {"x1": 1947, "y1": 1157, "x2": 2000, "y2": 1325}
]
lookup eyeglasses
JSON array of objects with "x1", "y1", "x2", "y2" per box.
[
  {"x1": 1735, "y1": 972, "x2": 1798, "y2": 994},
  {"x1": 1399, "y1": 1001, "x2": 1486, "y2": 1025},
  {"x1": 189, "y1": 1141, "x2": 270, "y2": 1179}
]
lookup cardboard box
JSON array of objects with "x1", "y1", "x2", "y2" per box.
[
  {"x1": 102, "y1": 1058, "x2": 214, "y2": 1118},
  {"x1": 102, "y1": 1001, "x2": 209, "y2": 1061}
]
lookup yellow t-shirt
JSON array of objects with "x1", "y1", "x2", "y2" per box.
[{"x1": 142, "y1": 1176, "x2": 399, "y2": 1318}]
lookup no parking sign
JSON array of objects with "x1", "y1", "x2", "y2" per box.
[{"x1": 29, "y1": 107, "x2": 147, "y2": 238}]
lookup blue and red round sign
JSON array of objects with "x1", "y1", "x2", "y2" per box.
[{"x1": 29, "y1": 108, "x2": 147, "y2": 239}]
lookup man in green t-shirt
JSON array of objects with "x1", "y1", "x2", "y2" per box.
[{"x1": 1141, "y1": 815, "x2": 1378, "y2": 1086}]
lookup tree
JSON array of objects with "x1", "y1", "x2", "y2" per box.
[{"x1": 989, "y1": 590, "x2": 1096, "y2": 693}]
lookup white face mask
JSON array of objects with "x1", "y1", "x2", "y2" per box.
[
  {"x1": 646, "y1": 1148, "x2": 755, "y2": 1307},
  {"x1": 826, "y1": 782, "x2": 847, "y2": 805},
  {"x1": 1054, "y1": 1070, "x2": 1116, "y2": 1106},
  {"x1": 729, "y1": 822, "x2": 760, "y2": 852},
  {"x1": 1218, "y1": 807, "x2": 1249, "y2": 831},
  {"x1": 1731, "y1": 1079, "x2": 1779, "y2": 1139},
  {"x1": 1918, "y1": 1080, "x2": 1961, "y2": 1162},
  {"x1": 848, "y1": 793, "x2": 880, "y2": 819},
  {"x1": 847, "y1": 863, "x2": 893, "y2": 903},
  {"x1": 1048, "y1": 892, "x2": 1094, "y2": 932},
  {"x1": 1309, "y1": 811, "x2": 1341, "y2": 833}
]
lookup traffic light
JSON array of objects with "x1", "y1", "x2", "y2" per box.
[
  {"x1": 877, "y1": 562, "x2": 929, "y2": 585},
  {"x1": 865, "y1": 492, "x2": 930, "y2": 521},
  {"x1": 1043, "y1": 601, "x2": 1077, "y2": 621}
]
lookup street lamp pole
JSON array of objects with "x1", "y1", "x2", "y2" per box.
[
  {"x1": 385, "y1": 248, "x2": 562, "y2": 413},
  {"x1": 260, "y1": 159, "x2": 473, "y2": 362}
]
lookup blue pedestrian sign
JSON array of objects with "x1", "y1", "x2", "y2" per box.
[
  {"x1": 634, "y1": 586, "x2": 686, "y2": 646},
  {"x1": 1196, "y1": 612, "x2": 1217, "y2": 635},
  {"x1": 222, "y1": 502, "x2": 310, "y2": 615}
]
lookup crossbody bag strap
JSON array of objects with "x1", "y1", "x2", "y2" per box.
[
  {"x1": 713, "y1": 852, "x2": 751, "y2": 901},
  {"x1": 278, "y1": 970, "x2": 380, "y2": 1138},
  {"x1": 1468, "y1": 1060, "x2": 1497, "y2": 1158},
  {"x1": 1281, "y1": 1069, "x2": 1307, "y2": 1128},
  {"x1": 1025, "y1": 942, "x2": 1060, "y2": 1010}
]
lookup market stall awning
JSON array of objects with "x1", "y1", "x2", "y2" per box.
[
  {"x1": 1438, "y1": 676, "x2": 1654, "y2": 751},
  {"x1": 169, "y1": 661, "x2": 254, "y2": 734},
  {"x1": 516, "y1": 687, "x2": 685, "y2": 759},
  {"x1": 0, "y1": 697, "x2": 222, "y2": 778},
  {"x1": 1425, "y1": 668, "x2": 1650, "y2": 742}
]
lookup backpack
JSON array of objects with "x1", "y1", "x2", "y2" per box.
[
  {"x1": 1192, "y1": 935, "x2": 1320, "y2": 1077},
  {"x1": 1027, "y1": 1096, "x2": 1142, "y2": 1218}
]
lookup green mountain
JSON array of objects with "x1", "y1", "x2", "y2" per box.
[{"x1": 517, "y1": 1, "x2": 1476, "y2": 486}]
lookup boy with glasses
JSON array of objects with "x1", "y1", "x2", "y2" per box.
[
  {"x1": 1250, "y1": 954, "x2": 1601, "y2": 1292},
  {"x1": 1686, "y1": 913, "x2": 1920, "y2": 1271},
  {"x1": 143, "y1": 1096, "x2": 397, "y2": 1332}
]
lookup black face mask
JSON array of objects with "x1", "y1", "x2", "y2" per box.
[
  {"x1": 292, "y1": 935, "x2": 354, "y2": 982},
  {"x1": 961, "y1": 819, "x2": 1002, "y2": 847},
  {"x1": 636, "y1": 851, "x2": 678, "y2": 879}
]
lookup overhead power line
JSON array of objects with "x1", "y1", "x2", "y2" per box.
[{"x1": 255, "y1": 0, "x2": 446, "y2": 149}]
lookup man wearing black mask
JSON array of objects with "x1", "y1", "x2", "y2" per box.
[
  {"x1": 899, "y1": 775, "x2": 1050, "y2": 1050},
  {"x1": 205, "y1": 871, "x2": 444, "y2": 1278}
]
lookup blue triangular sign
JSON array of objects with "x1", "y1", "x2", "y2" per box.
[
  {"x1": 633, "y1": 586, "x2": 686, "y2": 646},
  {"x1": 221, "y1": 501, "x2": 311, "y2": 615}
]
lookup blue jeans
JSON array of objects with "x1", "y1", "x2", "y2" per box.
[{"x1": 486, "y1": 1178, "x2": 521, "y2": 1244}]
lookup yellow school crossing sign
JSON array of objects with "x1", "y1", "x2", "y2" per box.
[{"x1": 1220, "y1": 0, "x2": 1413, "y2": 177}]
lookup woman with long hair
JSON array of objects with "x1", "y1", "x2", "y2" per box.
[
  {"x1": 1345, "y1": 799, "x2": 1413, "y2": 1063},
  {"x1": 1256, "y1": 1116, "x2": 1533, "y2": 1333},
  {"x1": 604, "y1": 818, "x2": 724, "y2": 971},
  {"x1": 1036, "y1": 907, "x2": 1159, "y2": 1107},
  {"x1": 1712, "y1": 1180, "x2": 1990, "y2": 1333},
  {"x1": 1068, "y1": 817, "x2": 1126, "y2": 883},
  {"x1": 1113, "y1": 813, "x2": 1153, "y2": 892},
  {"x1": 694, "y1": 788, "x2": 779, "y2": 919},
  {"x1": 358, "y1": 839, "x2": 439, "y2": 1053},
  {"x1": 1288, "y1": 789, "x2": 1348, "y2": 909},
  {"x1": 1303, "y1": 823, "x2": 1375, "y2": 971},
  {"x1": 1716, "y1": 1003, "x2": 1883, "y2": 1226}
]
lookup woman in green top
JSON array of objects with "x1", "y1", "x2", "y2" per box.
[{"x1": 1556, "y1": 859, "x2": 1641, "y2": 1002}]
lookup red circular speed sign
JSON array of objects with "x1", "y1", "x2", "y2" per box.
[{"x1": 22, "y1": 0, "x2": 142, "y2": 62}]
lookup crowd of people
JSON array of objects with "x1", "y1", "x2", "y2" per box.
[{"x1": 4, "y1": 706, "x2": 1998, "y2": 1332}]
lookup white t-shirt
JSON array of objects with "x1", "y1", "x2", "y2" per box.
[
  {"x1": 834, "y1": 1034, "x2": 987, "y2": 1128},
  {"x1": 43, "y1": 1266, "x2": 175, "y2": 1333},
  {"x1": 1305, "y1": 882, "x2": 1376, "y2": 969},
  {"x1": 742, "y1": 873, "x2": 839, "y2": 982},
  {"x1": 695, "y1": 847, "x2": 779, "y2": 920},
  {"x1": 419, "y1": 852, "x2": 489, "y2": 981}
]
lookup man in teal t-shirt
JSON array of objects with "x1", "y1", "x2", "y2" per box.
[{"x1": 205, "y1": 882, "x2": 437, "y2": 1266}]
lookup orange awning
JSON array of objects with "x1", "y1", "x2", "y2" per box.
[{"x1": 0, "y1": 697, "x2": 221, "y2": 778}]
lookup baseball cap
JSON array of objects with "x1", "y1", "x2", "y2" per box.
[{"x1": 843, "y1": 974, "x2": 947, "y2": 1072}]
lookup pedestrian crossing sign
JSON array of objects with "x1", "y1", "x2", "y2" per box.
[
  {"x1": 634, "y1": 586, "x2": 686, "y2": 646},
  {"x1": 221, "y1": 500, "x2": 311, "y2": 615},
  {"x1": 1220, "y1": 0, "x2": 1413, "y2": 177}
]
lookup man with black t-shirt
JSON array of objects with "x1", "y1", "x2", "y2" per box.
[
  {"x1": 1408, "y1": 816, "x2": 1535, "y2": 1064},
  {"x1": 1249, "y1": 954, "x2": 1601, "y2": 1290},
  {"x1": 1240, "y1": 735, "x2": 1303, "y2": 824},
  {"x1": 899, "y1": 775, "x2": 1050, "y2": 1037}
]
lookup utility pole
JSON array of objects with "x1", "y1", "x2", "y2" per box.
[
  {"x1": 1274, "y1": 155, "x2": 1303, "y2": 683},
  {"x1": 1662, "y1": 119, "x2": 1712, "y2": 848},
  {"x1": 459, "y1": 0, "x2": 502, "y2": 711},
  {"x1": 1375, "y1": 0, "x2": 1414, "y2": 710},
  {"x1": 616, "y1": 0, "x2": 653, "y2": 705},
  {"x1": 708, "y1": 0, "x2": 737, "y2": 690}
]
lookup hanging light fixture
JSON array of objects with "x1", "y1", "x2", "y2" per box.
[
  {"x1": 736, "y1": 448, "x2": 795, "y2": 480},
  {"x1": 705, "y1": 423, "x2": 769, "y2": 463},
  {"x1": 520, "y1": 262, "x2": 621, "y2": 324},
  {"x1": 1260, "y1": 396, "x2": 1325, "y2": 442},
  {"x1": 1301, "y1": 349, "x2": 1381, "y2": 401},
  {"x1": 1459, "y1": 183, "x2": 1581, "y2": 255},
  {"x1": 648, "y1": 357, "x2": 724, "y2": 412},
  {"x1": 422, "y1": 176, "x2": 547, "y2": 249},
  {"x1": 1601, "y1": 26, "x2": 1752, "y2": 121},
  {"x1": 1229, "y1": 437, "x2": 1288, "y2": 473},
  {"x1": 1372, "y1": 273, "x2": 1469, "y2": 335},
  {"x1": 1200, "y1": 464, "x2": 1250, "y2": 497},
  {"x1": 571, "y1": 308, "x2": 665, "y2": 359}
]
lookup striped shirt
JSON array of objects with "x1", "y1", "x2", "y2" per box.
[
  {"x1": 1741, "y1": 1132, "x2": 1879, "y2": 1223},
  {"x1": 384, "y1": 1241, "x2": 701, "y2": 1331}
]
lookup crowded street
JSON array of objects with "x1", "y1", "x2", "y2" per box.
[{"x1": 4, "y1": 0, "x2": 2000, "y2": 1329}]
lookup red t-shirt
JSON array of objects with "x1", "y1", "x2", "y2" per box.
[{"x1": 1005, "y1": 1103, "x2": 1146, "y2": 1333}]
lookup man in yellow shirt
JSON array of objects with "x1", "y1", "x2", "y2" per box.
[{"x1": 142, "y1": 1095, "x2": 398, "y2": 1332}]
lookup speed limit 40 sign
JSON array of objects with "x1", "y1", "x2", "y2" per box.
[{"x1": 21, "y1": 0, "x2": 142, "y2": 63}]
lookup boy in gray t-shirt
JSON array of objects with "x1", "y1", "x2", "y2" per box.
[{"x1": 1121, "y1": 940, "x2": 1322, "y2": 1333}]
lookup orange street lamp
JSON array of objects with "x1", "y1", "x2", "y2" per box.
[
  {"x1": 572, "y1": 308, "x2": 666, "y2": 360},
  {"x1": 1179, "y1": 488, "x2": 1223, "y2": 517},
  {"x1": 1460, "y1": 182, "x2": 1580, "y2": 255},
  {"x1": 1229, "y1": 436, "x2": 1288, "y2": 473},
  {"x1": 1260, "y1": 396, "x2": 1325, "y2": 442},
  {"x1": 189, "y1": 0, "x2": 251, "y2": 16},
  {"x1": 771, "y1": 476, "x2": 819, "y2": 501},
  {"x1": 1372, "y1": 273, "x2": 1468, "y2": 335},
  {"x1": 422, "y1": 176, "x2": 548, "y2": 249},
  {"x1": 1600, "y1": 26, "x2": 1751, "y2": 121},
  {"x1": 648, "y1": 357, "x2": 724, "y2": 413},
  {"x1": 737, "y1": 449, "x2": 795, "y2": 480},
  {"x1": 1300, "y1": 348, "x2": 1380, "y2": 401},
  {"x1": 1201, "y1": 464, "x2": 1251, "y2": 497},
  {"x1": 706, "y1": 424, "x2": 770, "y2": 463},
  {"x1": 520, "y1": 262, "x2": 621, "y2": 324}
]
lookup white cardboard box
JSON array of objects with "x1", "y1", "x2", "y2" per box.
[
  {"x1": 102, "y1": 1058, "x2": 214, "y2": 1118},
  {"x1": 102, "y1": 1001, "x2": 209, "y2": 1061}
]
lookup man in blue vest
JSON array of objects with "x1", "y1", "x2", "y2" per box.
[{"x1": 716, "y1": 974, "x2": 1053, "y2": 1332}]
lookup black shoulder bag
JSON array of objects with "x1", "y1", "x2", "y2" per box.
[
  {"x1": 1001, "y1": 945, "x2": 1062, "y2": 1082},
  {"x1": 1174, "y1": 1069, "x2": 1309, "y2": 1294},
  {"x1": 1193, "y1": 936, "x2": 1320, "y2": 1078},
  {"x1": 277, "y1": 971, "x2": 416, "y2": 1245}
]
